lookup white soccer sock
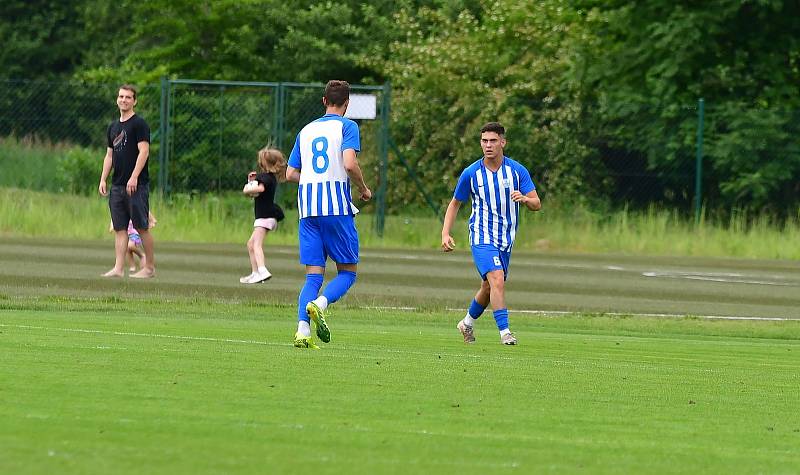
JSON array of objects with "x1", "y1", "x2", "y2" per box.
[
  {"x1": 313, "y1": 296, "x2": 329, "y2": 311},
  {"x1": 257, "y1": 266, "x2": 268, "y2": 274},
  {"x1": 462, "y1": 314, "x2": 476, "y2": 327},
  {"x1": 499, "y1": 328, "x2": 511, "y2": 336},
  {"x1": 297, "y1": 320, "x2": 311, "y2": 337}
]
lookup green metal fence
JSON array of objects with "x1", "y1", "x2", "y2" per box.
[
  {"x1": 0, "y1": 80, "x2": 161, "y2": 150},
  {"x1": 158, "y1": 79, "x2": 391, "y2": 234},
  {"x1": 1, "y1": 80, "x2": 799, "y2": 225}
]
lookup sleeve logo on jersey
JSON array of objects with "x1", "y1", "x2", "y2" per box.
[{"x1": 112, "y1": 130, "x2": 127, "y2": 152}]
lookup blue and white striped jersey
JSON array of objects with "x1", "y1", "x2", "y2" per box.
[
  {"x1": 453, "y1": 157, "x2": 536, "y2": 252},
  {"x1": 288, "y1": 114, "x2": 361, "y2": 219}
]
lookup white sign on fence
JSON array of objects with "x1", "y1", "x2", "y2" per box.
[{"x1": 344, "y1": 94, "x2": 377, "y2": 120}]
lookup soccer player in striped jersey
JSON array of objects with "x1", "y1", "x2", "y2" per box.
[
  {"x1": 286, "y1": 80, "x2": 372, "y2": 349},
  {"x1": 441, "y1": 122, "x2": 541, "y2": 345}
]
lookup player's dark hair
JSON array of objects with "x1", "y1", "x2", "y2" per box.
[
  {"x1": 324, "y1": 80, "x2": 350, "y2": 107},
  {"x1": 119, "y1": 84, "x2": 138, "y2": 100},
  {"x1": 480, "y1": 122, "x2": 505, "y2": 136}
]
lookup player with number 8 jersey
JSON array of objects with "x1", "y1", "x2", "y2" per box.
[
  {"x1": 292, "y1": 119, "x2": 360, "y2": 218},
  {"x1": 286, "y1": 80, "x2": 372, "y2": 349}
]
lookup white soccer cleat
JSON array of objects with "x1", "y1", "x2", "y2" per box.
[
  {"x1": 239, "y1": 272, "x2": 255, "y2": 284},
  {"x1": 457, "y1": 320, "x2": 475, "y2": 343},
  {"x1": 501, "y1": 332, "x2": 517, "y2": 345}
]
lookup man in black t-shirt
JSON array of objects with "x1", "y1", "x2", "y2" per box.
[{"x1": 98, "y1": 84, "x2": 155, "y2": 278}]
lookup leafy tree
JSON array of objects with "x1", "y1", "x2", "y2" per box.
[
  {"x1": 0, "y1": 0, "x2": 91, "y2": 78},
  {"x1": 576, "y1": 0, "x2": 800, "y2": 211},
  {"x1": 374, "y1": 0, "x2": 595, "y2": 211},
  {"x1": 75, "y1": 0, "x2": 414, "y2": 85},
  {"x1": 3, "y1": 0, "x2": 798, "y2": 213}
]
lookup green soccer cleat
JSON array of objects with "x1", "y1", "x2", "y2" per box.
[
  {"x1": 293, "y1": 332, "x2": 320, "y2": 350},
  {"x1": 305, "y1": 301, "x2": 331, "y2": 343}
]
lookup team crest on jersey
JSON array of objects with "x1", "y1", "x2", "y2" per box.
[{"x1": 501, "y1": 178, "x2": 512, "y2": 188}]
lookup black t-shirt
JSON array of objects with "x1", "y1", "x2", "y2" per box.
[
  {"x1": 254, "y1": 172, "x2": 284, "y2": 221},
  {"x1": 107, "y1": 114, "x2": 151, "y2": 186}
]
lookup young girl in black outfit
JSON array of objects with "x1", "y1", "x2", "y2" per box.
[{"x1": 240, "y1": 147, "x2": 286, "y2": 284}]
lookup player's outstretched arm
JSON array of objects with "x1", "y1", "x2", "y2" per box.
[
  {"x1": 441, "y1": 198, "x2": 462, "y2": 252},
  {"x1": 511, "y1": 190, "x2": 541, "y2": 211},
  {"x1": 343, "y1": 149, "x2": 371, "y2": 201}
]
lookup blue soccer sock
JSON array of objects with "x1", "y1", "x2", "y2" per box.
[
  {"x1": 298, "y1": 273, "x2": 324, "y2": 323},
  {"x1": 493, "y1": 308, "x2": 509, "y2": 331},
  {"x1": 462, "y1": 299, "x2": 487, "y2": 326},
  {"x1": 468, "y1": 299, "x2": 487, "y2": 319},
  {"x1": 321, "y1": 270, "x2": 357, "y2": 306}
]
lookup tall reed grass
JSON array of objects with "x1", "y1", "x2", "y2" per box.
[
  {"x1": 1, "y1": 188, "x2": 798, "y2": 260},
  {"x1": 0, "y1": 136, "x2": 70, "y2": 190}
]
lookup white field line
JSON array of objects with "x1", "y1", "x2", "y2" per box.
[
  {"x1": 365, "y1": 306, "x2": 794, "y2": 321},
  {"x1": 505, "y1": 309, "x2": 793, "y2": 321},
  {"x1": 0, "y1": 323, "x2": 509, "y2": 360},
  {"x1": 1, "y1": 305, "x2": 793, "y2": 356},
  {"x1": 0, "y1": 323, "x2": 283, "y2": 347},
  {"x1": 641, "y1": 271, "x2": 796, "y2": 286}
]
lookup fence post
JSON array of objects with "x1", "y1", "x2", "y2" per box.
[
  {"x1": 158, "y1": 77, "x2": 168, "y2": 195},
  {"x1": 218, "y1": 85, "x2": 225, "y2": 193},
  {"x1": 166, "y1": 79, "x2": 175, "y2": 194},
  {"x1": 375, "y1": 82, "x2": 391, "y2": 237},
  {"x1": 276, "y1": 83, "x2": 286, "y2": 150},
  {"x1": 272, "y1": 84, "x2": 281, "y2": 149},
  {"x1": 694, "y1": 98, "x2": 705, "y2": 223}
]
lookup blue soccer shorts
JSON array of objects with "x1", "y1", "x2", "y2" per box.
[
  {"x1": 471, "y1": 244, "x2": 511, "y2": 280},
  {"x1": 298, "y1": 215, "x2": 359, "y2": 266}
]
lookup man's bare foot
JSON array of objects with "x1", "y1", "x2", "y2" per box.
[
  {"x1": 130, "y1": 268, "x2": 155, "y2": 279},
  {"x1": 102, "y1": 269, "x2": 124, "y2": 278}
]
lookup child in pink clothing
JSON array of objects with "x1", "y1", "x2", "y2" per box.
[
  {"x1": 126, "y1": 221, "x2": 145, "y2": 272},
  {"x1": 109, "y1": 212, "x2": 157, "y2": 273},
  {"x1": 240, "y1": 147, "x2": 285, "y2": 284}
]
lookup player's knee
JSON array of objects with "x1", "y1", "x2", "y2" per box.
[{"x1": 487, "y1": 273, "x2": 505, "y2": 289}]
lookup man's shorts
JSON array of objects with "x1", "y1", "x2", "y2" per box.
[
  {"x1": 471, "y1": 244, "x2": 511, "y2": 280},
  {"x1": 110, "y1": 184, "x2": 150, "y2": 231},
  {"x1": 299, "y1": 215, "x2": 359, "y2": 266}
]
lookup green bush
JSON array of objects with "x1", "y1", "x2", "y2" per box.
[
  {"x1": 0, "y1": 137, "x2": 104, "y2": 194},
  {"x1": 57, "y1": 146, "x2": 99, "y2": 195}
]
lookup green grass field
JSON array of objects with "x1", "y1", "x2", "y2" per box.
[
  {"x1": 1, "y1": 238, "x2": 800, "y2": 473},
  {"x1": 3, "y1": 299, "x2": 800, "y2": 474}
]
